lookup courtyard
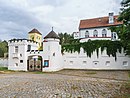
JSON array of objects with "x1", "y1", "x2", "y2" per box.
[{"x1": 0, "y1": 70, "x2": 130, "y2": 98}]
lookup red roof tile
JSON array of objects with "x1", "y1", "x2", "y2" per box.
[{"x1": 79, "y1": 15, "x2": 123, "y2": 29}]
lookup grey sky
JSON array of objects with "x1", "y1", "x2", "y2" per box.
[{"x1": 0, "y1": 0, "x2": 122, "y2": 40}]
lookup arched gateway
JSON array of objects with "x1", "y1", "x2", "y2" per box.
[{"x1": 27, "y1": 54, "x2": 43, "y2": 72}]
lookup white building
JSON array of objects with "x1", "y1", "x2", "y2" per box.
[
  {"x1": 74, "y1": 13, "x2": 122, "y2": 42},
  {"x1": 8, "y1": 13, "x2": 130, "y2": 72}
]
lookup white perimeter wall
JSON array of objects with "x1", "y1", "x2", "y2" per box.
[
  {"x1": 63, "y1": 48, "x2": 130, "y2": 70},
  {"x1": 0, "y1": 58, "x2": 8, "y2": 67}
]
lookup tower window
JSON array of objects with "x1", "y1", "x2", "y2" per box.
[{"x1": 15, "y1": 46, "x2": 18, "y2": 53}]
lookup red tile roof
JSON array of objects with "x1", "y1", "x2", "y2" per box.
[{"x1": 79, "y1": 15, "x2": 123, "y2": 29}]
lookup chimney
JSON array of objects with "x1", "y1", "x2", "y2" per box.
[{"x1": 109, "y1": 12, "x2": 114, "y2": 24}]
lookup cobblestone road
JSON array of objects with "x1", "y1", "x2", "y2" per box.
[{"x1": 0, "y1": 70, "x2": 129, "y2": 98}]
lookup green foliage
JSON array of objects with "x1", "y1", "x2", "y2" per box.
[
  {"x1": 62, "y1": 40, "x2": 124, "y2": 60},
  {"x1": 109, "y1": 0, "x2": 130, "y2": 55},
  {"x1": 58, "y1": 33, "x2": 79, "y2": 45},
  {"x1": 0, "y1": 40, "x2": 8, "y2": 57},
  {"x1": 0, "y1": 67, "x2": 8, "y2": 71}
]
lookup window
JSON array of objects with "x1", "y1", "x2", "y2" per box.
[
  {"x1": 102, "y1": 29, "x2": 107, "y2": 37},
  {"x1": 93, "y1": 61, "x2": 99, "y2": 65},
  {"x1": 27, "y1": 45, "x2": 31, "y2": 51},
  {"x1": 15, "y1": 63, "x2": 18, "y2": 66},
  {"x1": 20, "y1": 60, "x2": 23, "y2": 63},
  {"x1": 85, "y1": 31, "x2": 89, "y2": 38},
  {"x1": 15, "y1": 46, "x2": 18, "y2": 53},
  {"x1": 20, "y1": 54, "x2": 22, "y2": 57},
  {"x1": 83, "y1": 61, "x2": 87, "y2": 65},
  {"x1": 70, "y1": 61, "x2": 73, "y2": 65},
  {"x1": 106, "y1": 61, "x2": 110, "y2": 66},
  {"x1": 112, "y1": 32, "x2": 116, "y2": 40},
  {"x1": 44, "y1": 60, "x2": 49, "y2": 67},
  {"x1": 123, "y1": 61, "x2": 128, "y2": 66},
  {"x1": 93, "y1": 30, "x2": 98, "y2": 37}
]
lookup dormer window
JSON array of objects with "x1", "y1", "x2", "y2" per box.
[
  {"x1": 85, "y1": 31, "x2": 89, "y2": 38},
  {"x1": 93, "y1": 30, "x2": 98, "y2": 37},
  {"x1": 102, "y1": 29, "x2": 107, "y2": 37}
]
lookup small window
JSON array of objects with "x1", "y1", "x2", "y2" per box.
[
  {"x1": 20, "y1": 54, "x2": 22, "y2": 57},
  {"x1": 123, "y1": 61, "x2": 128, "y2": 66},
  {"x1": 20, "y1": 60, "x2": 23, "y2": 63},
  {"x1": 15, "y1": 63, "x2": 18, "y2": 66},
  {"x1": 70, "y1": 61, "x2": 73, "y2": 65},
  {"x1": 106, "y1": 61, "x2": 110, "y2": 66},
  {"x1": 15, "y1": 46, "x2": 18, "y2": 53},
  {"x1": 44, "y1": 60, "x2": 49, "y2": 67},
  {"x1": 93, "y1": 61, "x2": 99, "y2": 65},
  {"x1": 85, "y1": 31, "x2": 89, "y2": 38},
  {"x1": 27, "y1": 45, "x2": 31, "y2": 51},
  {"x1": 93, "y1": 30, "x2": 98, "y2": 37},
  {"x1": 83, "y1": 61, "x2": 87, "y2": 65},
  {"x1": 112, "y1": 32, "x2": 116, "y2": 40}
]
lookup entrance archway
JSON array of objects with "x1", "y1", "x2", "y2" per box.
[{"x1": 27, "y1": 55, "x2": 43, "y2": 71}]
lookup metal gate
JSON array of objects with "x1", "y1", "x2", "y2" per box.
[{"x1": 28, "y1": 59, "x2": 42, "y2": 71}]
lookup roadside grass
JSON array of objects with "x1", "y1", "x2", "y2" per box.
[
  {"x1": 0, "y1": 67, "x2": 15, "y2": 74},
  {"x1": 0, "y1": 67, "x2": 8, "y2": 71}
]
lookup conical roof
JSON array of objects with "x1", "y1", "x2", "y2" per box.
[
  {"x1": 28, "y1": 28, "x2": 42, "y2": 35},
  {"x1": 44, "y1": 29, "x2": 59, "y2": 39}
]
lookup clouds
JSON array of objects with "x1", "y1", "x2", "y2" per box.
[{"x1": 0, "y1": 0, "x2": 122, "y2": 40}]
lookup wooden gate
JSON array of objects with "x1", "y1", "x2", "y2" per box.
[{"x1": 28, "y1": 59, "x2": 42, "y2": 71}]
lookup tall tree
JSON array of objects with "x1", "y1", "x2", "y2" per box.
[
  {"x1": 110, "y1": 0, "x2": 130, "y2": 55},
  {"x1": 0, "y1": 40, "x2": 8, "y2": 57}
]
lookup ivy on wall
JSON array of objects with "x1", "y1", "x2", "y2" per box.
[{"x1": 62, "y1": 40, "x2": 124, "y2": 60}]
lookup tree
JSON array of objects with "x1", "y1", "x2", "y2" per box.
[
  {"x1": 0, "y1": 40, "x2": 8, "y2": 57},
  {"x1": 110, "y1": 0, "x2": 130, "y2": 55},
  {"x1": 58, "y1": 33, "x2": 79, "y2": 45}
]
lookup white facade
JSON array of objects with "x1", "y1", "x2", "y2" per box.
[
  {"x1": 8, "y1": 39, "x2": 38, "y2": 71},
  {"x1": 8, "y1": 36, "x2": 130, "y2": 72},
  {"x1": 78, "y1": 27, "x2": 118, "y2": 42}
]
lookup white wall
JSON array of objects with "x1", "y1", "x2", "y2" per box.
[
  {"x1": 63, "y1": 48, "x2": 130, "y2": 70},
  {"x1": 79, "y1": 27, "x2": 116, "y2": 42},
  {"x1": 8, "y1": 40, "x2": 38, "y2": 71},
  {"x1": 42, "y1": 38, "x2": 63, "y2": 72},
  {"x1": 0, "y1": 58, "x2": 8, "y2": 67}
]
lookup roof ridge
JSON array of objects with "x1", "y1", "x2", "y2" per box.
[{"x1": 80, "y1": 15, "x2": 119, "y2": 21}]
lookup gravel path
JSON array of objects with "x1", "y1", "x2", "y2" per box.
[{"x1": 0, "y1": 70, "x2": 129, "y2": 98}]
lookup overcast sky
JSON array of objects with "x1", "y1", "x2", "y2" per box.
[{"x1": 0, "y1": 0, "x2": 122, "y2": 40}]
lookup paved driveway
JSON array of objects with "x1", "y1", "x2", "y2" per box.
[{"x1": 0, "y1": 70, "x2": 129, "y2": 98}]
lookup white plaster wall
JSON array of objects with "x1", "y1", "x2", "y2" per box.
[
  {"x1": 63, "y1": 48, "x2": 130, "y2": 70},
  {"x1": 8, "y1": 40, "x2": 38, "y2": 71},
  {"x1": 79, "y1": 27, "x2": 114, "y2": 42},
  {"x1": 42, "y1": 38, "x2": 63, "y2": 72},
  {"x1": 0, "y1": 58, "x2": 8, "y2": 67}
]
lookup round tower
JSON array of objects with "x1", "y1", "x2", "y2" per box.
[{"x1": 43, "y1": 28, "x2": 63, "y2": 71}]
